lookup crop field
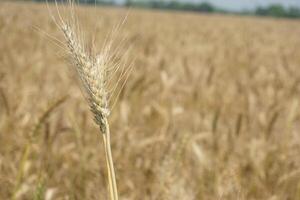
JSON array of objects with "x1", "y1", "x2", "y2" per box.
[{"x1": 0, "y1": 2, "x2": 300, "y2": 200}]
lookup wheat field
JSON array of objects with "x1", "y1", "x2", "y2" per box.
[{"x1": 1, "y1": 2, "x2": 300, "y2": 200}]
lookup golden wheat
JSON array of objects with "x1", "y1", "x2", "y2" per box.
[
  {"x1": 1, "y1": 2, "x2": 300, "y2": 200},
  {"x1": 53, "y1": 2, "x2": 120, "y2": 199}
]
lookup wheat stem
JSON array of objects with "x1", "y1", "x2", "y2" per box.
[
  {"x1": 55, "y1": 8, "x2": 120, "y2": 199},
  {"x1": 102, "y1": 119, "x2": 118, "y2": 200}
]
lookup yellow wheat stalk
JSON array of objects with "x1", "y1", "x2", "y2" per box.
[
  {"x1": 48, "y1": 1, "x2": 129, "y2": 199},
  {"x1": 62, "y1": 21, "x2": 119, "y2": 200}
]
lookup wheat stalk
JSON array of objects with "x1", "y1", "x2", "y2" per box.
[
  {"x1": 62, "y1": 22, "x2": 119, "y2": 200},
  {"x1": 50, "y1": 3, "x2": 121, "y2": 199}
]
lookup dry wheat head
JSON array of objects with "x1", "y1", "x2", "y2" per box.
[{"x1": 61, "y1": 23, "x2": 110, "y2": 133}]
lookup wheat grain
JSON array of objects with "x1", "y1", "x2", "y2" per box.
[{"x1": 52, "y1": 3, "x2": 120, "y2": 200}]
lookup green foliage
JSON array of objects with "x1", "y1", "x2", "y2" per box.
[
  {"x1": 255, "y1": 4, "x2": 300, "y2": 18},
  {"x1": 286, "y1": 7, "x2": 300, "y2": 18},
  {"x1": 125, "y1": 1, "x2": 300, "y2": 18},
  {"x1": 126, "y1": 0, "x2": 216, "y2": 13}
]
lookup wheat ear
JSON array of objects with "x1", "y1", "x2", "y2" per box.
[{"x1": 58, "y1": 18, "x2": 119, "y2": 200}]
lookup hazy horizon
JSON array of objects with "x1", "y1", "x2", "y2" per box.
[{"x1": 116, "y1": 0, "x2": 300, "y2": 11}]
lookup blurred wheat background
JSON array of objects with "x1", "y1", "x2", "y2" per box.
[{"x1": 0, "y1": 1, "x2": 300, "y2": 200}]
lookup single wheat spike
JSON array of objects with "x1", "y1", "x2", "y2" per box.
[
  {"x1": 59, "y1": 20, "x2": 119, "y2": 200},
  {"x1": 61, "y1": 24, "x2": 110, "y2": 131}
]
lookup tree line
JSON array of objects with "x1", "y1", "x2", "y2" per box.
[{"x1": 38, "y1": 0, "x2": 300, "y2": 19}]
